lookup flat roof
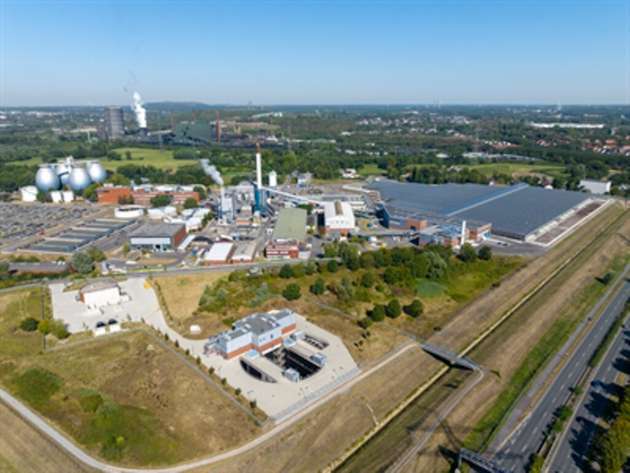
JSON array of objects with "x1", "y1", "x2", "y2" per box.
[
  {"x1": 371, "y1": 179, "x2": 590, "y2": 239},
  {"x1": 272, "y1": 208, "x2": 307, "y2": 241},
  {"x1": 130, "y1": 222, "x2": 185, "y2": 239},
  {"x1": 205, "y1": 242, "x2": 233, "y2": 261}
]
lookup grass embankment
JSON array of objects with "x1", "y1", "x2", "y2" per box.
[
  {"x1": 463, "y1": 217, "x2": 628, "y2": 451},
  {"x1": 0, "y1": 288, "x2": 260, "y2": 467},
  {"x1": 467, "y1": 162, "x2": 566, "y2": 179}
]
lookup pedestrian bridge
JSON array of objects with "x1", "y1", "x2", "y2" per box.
[{"x1": 420, "y1": 343, "x2": 477, "y2": 370}]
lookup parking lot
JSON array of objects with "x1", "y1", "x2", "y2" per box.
[{"x1": 0, "y1": 202, "x2": 99, "y2": 251}]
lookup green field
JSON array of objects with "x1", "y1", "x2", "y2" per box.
[
  {"x1": 357, "y1": 163, "x2": 385, "y2": 177},
  {"x1": 467, "y1": 161, "x2": 566, "y2": 178}
]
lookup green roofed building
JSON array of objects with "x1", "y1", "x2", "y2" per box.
[{"x1": 267, "y1": 207, "x2": 308, "y2": 259}]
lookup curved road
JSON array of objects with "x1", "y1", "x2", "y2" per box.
[{"x1": 0, "y1": 343, "x2": 416, "y2": 473}]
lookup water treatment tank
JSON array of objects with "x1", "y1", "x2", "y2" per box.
[
  {"x1": 68, "y1": 167, "x2": 92, "y2": 191},
  {"x1": 35, "y1": 165, "x2": 61, "y2": 192},
  {"x1": 86, "y1": 161, "x2": 106, "y2": 183}
]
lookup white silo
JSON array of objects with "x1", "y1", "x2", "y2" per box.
[
  {"x1": 269, "y1": 170, "x2": 278, "y2": 188},
  {"x1": 86, "y1": 161, "x2": 106, "y2": 183},
  {"x1": 68, "y1": 167, "x2": 92, "y2": 192},
  {"x1": 55, "y1": 162, "x2": 71, "y2": 186},
  {"x1": 35, "y1": 165, "x2": 61, "y2": 192}
]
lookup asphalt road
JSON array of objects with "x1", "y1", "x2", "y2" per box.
[
  {"x1": 492, "y1": 276, "x2": 630, "y2": 472},
  {"x1": 548, "y1": 296, "x2": 630, "y2": 472}
]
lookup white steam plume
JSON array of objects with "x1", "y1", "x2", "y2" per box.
[
  {"x1": 132, "y1": 91, "x2": 147, "y2": 128},
  {"x1": 200, "y1": 159, "x2": 224, "y2": 186}
]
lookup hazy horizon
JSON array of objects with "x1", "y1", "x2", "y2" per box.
[{"x1": 2, "y1": 0, "x2": 629, "y2": 107}]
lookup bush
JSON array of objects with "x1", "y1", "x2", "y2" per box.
[
  {"x1": 403, "y1": 299, "x2": 424, "y2": 318},
  {"x1": 478, "y1": 245, "x2": 492, "y2": 261},
  {"x1": 368, "y1": 304, "x2": 386, "y2": 322},
  {"x1": 183, "y1": 197, "x2": 198, "y2": 210},
  {"x1": 279, "y1": 264, "x2": 293, "y2": 279},
  {"x1": 360, "y1": 271, "x2": 376, "y2": 288},
  {"x1": 358, "y1": 317, "x2": 373, "y2": 329},
  {"x1": 327, "y1": 260, "x2": 338, "y2": 273},
  {"x1": 459, "y1": 243, "x2": 477, "y2": 263},
  {"x1": 385, "y1": 299, "x2": 402, "y2": 318},
  {"x1": 283, "y1": 283, "x2": 301, "y2": 301},
  {"x1": 150, "y1": 194, "x2": 173, "y2": 208},
  {"x1": 310, "y1": 278, "x2": 325, "y2": 295},
  {"x1": 20, "y1": 317, "x2": 39, "y2": 332}
]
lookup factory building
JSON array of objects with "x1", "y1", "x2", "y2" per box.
[
  {"x1": 266, "y1": 208, "x2": 308, "y2": 259},
  {"x1": 579, "y1": 179, "x2": 611, "y2": 195},
  {"x1": 104, "y1": 107, "x2": 124, "y2": 140},
  {"x1": 369, "y1": 180, "x2": 590, "y2": 241},
  {"x1": 96, "y1": 186, "x2": 199, "y2": 207},
  {"x1": 129, "y1": 222, "x2": 187, "y2": 252},
  {"x1": 322, "y1": 201, "x2": 356, "y2": 236},
  {"x1": 211, "y1": 309, "x2": 297, "y2": 359},
  {"x1": 79, "y1": 279, "x2": 122, "y2": 309},
  {"x1": 203, "y1": 242, "x2": 234, "y2": 264}
]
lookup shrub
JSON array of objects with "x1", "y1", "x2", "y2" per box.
[
  {"x1": 327, "y1": 260, "x2": 338, "y2": 273},
  {"x1": 478, "y1": 245, "x2": 492, "y2": 261},
  {"x1": 403, "y1": 299, "x2": 424, "y2": 318},
  {"x1": 385, "y1": 299, "x2": 402, "y2": 318},
  {"x1": 279, "y1": 264, "x2": 293, "y2": 279},
  {"x1": 20, "y1": 317, "x2": 39, "y2": 332},
  {"x1": 360, "y1": 271, "x2": 376, "y2": 288},
  {"x1": 358, "y1": 317, "x2": 373, "y2": 329},
  {"x1": 368, "y1": 304, "x2": 386, "y2": 322},
  {"x1": 283, "y1": 283, "x2": 301, "y2": 301},
  {"x1": 459, "y1": 243, "x2": 477, "y2": 263},
  {"x1": 310, "y1": 278, "x2": 325, "y2": 295}
]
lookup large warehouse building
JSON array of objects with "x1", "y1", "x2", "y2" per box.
[{"x1": 369, "y1": 180, "x2": 595, "y2": 241}]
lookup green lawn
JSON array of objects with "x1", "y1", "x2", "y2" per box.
[
  {"x1": 415, "y1": 279, "x2": 446, "y2": 298},
  {"x1": 106, "y1": 147, "x2": 197, "y2": 171},
  {"x1": 467, "y1": 162, "x2": 566, "y2": 179},
  {"x1": 358, "y1": 163, "x2": 385, "y2": 177}
]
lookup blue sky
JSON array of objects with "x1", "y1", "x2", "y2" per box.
[{"x1": 1, "y1": 0, "x2": 629, "y2": 106}]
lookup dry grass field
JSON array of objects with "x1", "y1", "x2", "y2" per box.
[
  {"x1": 0, "y1": 403, "x2": 96, "y2": 473},
  {"x1": 0, "y1": 288, "x2": 261, "y2": 467}
]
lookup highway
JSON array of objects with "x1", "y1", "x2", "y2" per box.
[
  {"x1": 547, "y1": 295, "x2": 629, "y2": 472},
  {"x1": 491, "y1": 274, "x2": 630, "y2": 472}
]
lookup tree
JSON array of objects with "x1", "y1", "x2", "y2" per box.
[
  {"x1": 183, "y1": 197, "x2": 198, "y2": 210},
  {"x1": 71, "y1": 252, "x2": 94, "y2": 274},
  {"x1": 327, "y1": 260, "x2": 338, "y2": 273},
  {"x1": 193, "y1": 185, "x2": 207, "y2": 200},
  {"x1": 383, "y1": 267, "x2": 399, "y2": 285},
  {"x1": 150, "y1": 193, "x2": 173, "y2": 208},
  {"x1": 459, "y1": 243, "x2": 477, "y2": 263},
  {"x1": 82, "y1": 183, "x2": 100, "y2": 202},
  {"x1": 86, "y1": 246, "x2": 106, "y2": 262},
  {"x1": 282, "y1": 283, "x2": 301, "y2": 301},
  {"x1": 279, "y1": 264, "x2": 293, "y2": 279},
  {"x1": 404, "y1": 299, "x2": 424, "y2": 318},
  {"x1": 368, "y1": 304, "x2": 386, "y2": 322},
  {"x1": 360, "y1": 271, "x2": 376, "y2": 288},
  {"x1": 425, "y1": 251, "x2": 447, "y2": 280},
  {"x1": 0, "y1": 261, "x2": 10, "y2": 279},
  {"x1": 478, "y1": 245, "x2": 492, "y2": 261},
  {"x1": 385, "y1": 299, "x2": 402, "y2": 318},
  {"x1": 310, "y1": 278, "x2": 325, "y2": 295},
  {"x1": 20, "y1": 317, "x2": 39, "y2": 332}
]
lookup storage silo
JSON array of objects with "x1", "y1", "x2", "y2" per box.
[
  {"x1": 86, "y1": 161, "x2": 106, "y2": 183},
  {"x1": 35, "y1": 165, "x2": 61, "y2": 192},
  {"x1": 68, "y1": 167, "x2": 92, "y2": 191}
]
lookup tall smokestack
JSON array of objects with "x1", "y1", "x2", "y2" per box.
[
  {"x1": 216, "y1": 111, "x2": 221, "y2": 143},
  {"x1": 460, "y1": 220, "x2": 467, "y2": 246},
  {"x1": 255, "y1": 142, "x2": 262, "y2": 189}
]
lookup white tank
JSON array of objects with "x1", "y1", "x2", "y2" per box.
[
  {"x1": 68, "y1": 167, "x2": 92, "y2": 191},
  {"x1": 86, "y1": 161, "x2": 106, "y2": 183},
  {"x1": 269, "y1": 170, "x2": 278, "y2": 187},
  {"x1": 35, "y1": 165, "x2": 61, "y2": 192}
]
